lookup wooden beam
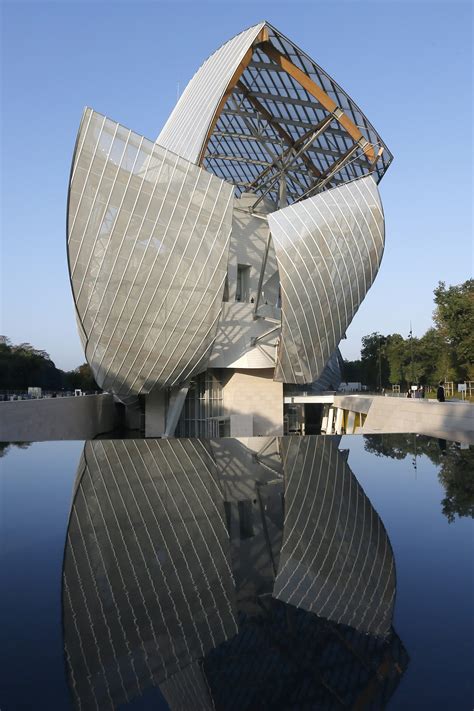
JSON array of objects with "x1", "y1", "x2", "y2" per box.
[
  {"x1": 197, "y1": 27, "x2": 268, "y2": 166},
  {"x1": 259, "y1": 41, "x2": 376, "y2": 164}
]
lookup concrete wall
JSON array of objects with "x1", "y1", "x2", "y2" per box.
[
  {"x1": 222, "y1": 368, "x2": 283, "y2": 436},
  {"x1": 333, "y1": 394, "x2": 373, "y2": 415},
  {"x1": 210, "y1": 302, "x2": 277, "y2": 369},
  {"x1": 145, "y1": 389, "x2": 166, "y2": 437},
  {"x1": 332, "y1": 394, "x2": 474, "y2": 443},
  {"x1": 210, "y1": 194, "x2": 279, "y2": 370},
  {"x1": 0, "y1": 394, "x2": 118, "y2": 441},
  {"x1": 362, "y1": 397, "x2": 474, "y2": 443},
  {"x1": 226, "y1": 193, "x2": 276, "y2": 304}
]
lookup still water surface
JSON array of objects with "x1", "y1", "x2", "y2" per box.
[{"x1": 1, "y1": 435, "x2": 473, "y2": 710}]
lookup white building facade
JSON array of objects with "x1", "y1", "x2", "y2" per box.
[{"x1": 67, "y1": 22, "x2": 392, "y2": 437}]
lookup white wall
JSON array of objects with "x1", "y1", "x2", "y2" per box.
[
  {"x1": 210, "y1": 194, "x2": 280, "y2": 370},
  {"x1": 362, "y1": 397, "x2": 474, "y2": 443},
  {"x1": 210, "y1": 302, "x2": 277, "y2": 368},
  {"x1": 222, "y1": 368, "x2": 283, "y2": 436},
  {"x1": 332, "y1": 394, "x2": 474, "y2": 443},
  {"x1": 145, "y1": 389, "x2": 166, "y2": 437},
  {"x1": 226, "y1": 193, "x2": 276, "y2": 303},
  {"x1": 0, "y1": 394, "x2": 118, "y2": 441}
]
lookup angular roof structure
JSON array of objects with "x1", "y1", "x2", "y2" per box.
[{"x1": 158, "y1": 21, "x2": 392, "y2": 204}]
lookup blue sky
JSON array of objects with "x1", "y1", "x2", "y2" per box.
[{"x1": 1, "y1": 0, "x2": 472, "y2": 370}]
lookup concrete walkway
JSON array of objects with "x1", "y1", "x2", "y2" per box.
[{"x1": 336, "y1": 395, "x2": 474, "y2": 444}]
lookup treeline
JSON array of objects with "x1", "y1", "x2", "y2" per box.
[
  {"x1": 343, "y1": 280, "x2": 473, "y2": 389},
  {"x1": 0, "y1": 337, "x2": 99, "y2": 392}
]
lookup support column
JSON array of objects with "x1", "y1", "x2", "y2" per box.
[
  {"x1": 164, "y1": 383, "x2": 190, "y2": 438},
  {"x1": 335, "y1": 407, "x2": 344, "y2": 435},
  {"x1": 145, "y1": 389, "x2": 166, "y2": 437},
  {"x1": 326, "y1": 407, "x2": 335, "y2": 434},
  {"x1": 346, "y1": 410, "x2": 356, "y2": 434}
]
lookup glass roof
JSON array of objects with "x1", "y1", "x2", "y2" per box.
[{"x1": 201, "y1": 22, "x2": 393, "y2": 207}]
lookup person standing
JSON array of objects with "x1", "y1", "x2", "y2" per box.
[{"x1": 437, "y1": 381, "x2": 445, "y2": 402}]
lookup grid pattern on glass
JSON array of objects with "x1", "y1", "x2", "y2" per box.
[
  {"x1": 274, "y1": 436, "x2": 396, "y2": 637},
  {"x1": 264, "y1": 25, "x2": 392, "y2": 179},
  {"x1": 67, "y1": 109, "x2": 234, "y2": 399},
  {"x1": 205, "y1": 39, "x2": 386, "y2": 203},
  {"x1": 176, "y1": 371, "x2": 227, "y2": 438},
  {"x1": 268, "y1": 175, "x2": 385, "y2": 384},
  {"x1": 156, "y1": 21, "x2": 392, "y2": 203},
  {"x1": 63, "y1": 439, "x2": 237, "y2": 711}
]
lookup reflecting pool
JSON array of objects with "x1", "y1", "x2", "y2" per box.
[{"x1": 1, "y1": 435, "x2": 473, "y2": 710}]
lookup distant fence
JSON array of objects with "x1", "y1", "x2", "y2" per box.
[{"x1": 0, "y1": 389, "x2": 100, "y2": 401}]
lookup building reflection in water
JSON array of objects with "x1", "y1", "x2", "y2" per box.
[{"x1": 62, "y1": 436, "x2": 409, "y2": 710}]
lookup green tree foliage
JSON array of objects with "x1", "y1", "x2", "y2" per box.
[
  {"x1": 364, "y1": 433, "x2": 442, "y2": 462},
  {"x1": 344, "y1": 280, "x2": 473, "y2": 388},
  {"x1": 342, "y1": 358, "x2": 363, "y2": 383},
  {"x1": 0, "y1": 336, "x2": 62, "y2": 390},
  {"x1": 63, "y1": 363, "x2": 99, "y2": 391},
  {"x1": 385, "y1": 334, "x2": 407, "y2": 385},
  {"x1": 433, "y1": 280, "x2": 474, "y2": 381},
  {"x1": 0, "y1": 337, "x2": 100, "y2": 392},
  {"x1": 417, "y1": 328, "x2": 447, "y2": 385},
  {"x1": 438, "y1": 446, "x2": 474, "y2": 523},
  {"x1": 0, "y1": 442, "x2": 31, "y2": 457},
  {"x1": 360, "y1": 332, "x2": 388, "y2": 388}
]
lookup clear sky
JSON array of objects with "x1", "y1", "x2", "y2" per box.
[{"x1": 1, "y1": 0, "x2": 472, "y2": 371}]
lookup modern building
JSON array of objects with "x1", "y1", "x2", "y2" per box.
[
  {"x1": 67, "y1": 22, "x2": 392, "y2": 437},
  {"x1": 63, "y1": 436, "x2": 406, "y2": 710}
]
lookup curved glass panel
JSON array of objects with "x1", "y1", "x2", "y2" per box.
[
  {"x1": 274, "y1": 436, "x2": 395, "y2": 637},
  {"x1": 156, "y1": 21, "x2": 392, "y2": 199},
  {"x1": 268, "y1": 175, "x2": 385, "y2": 383},
  {"x1": 156, "y1": 23, "x2": 265, "y2": 164},
  {"x1": 67, "y1": 109, "x2": 234, "y2": 399}
]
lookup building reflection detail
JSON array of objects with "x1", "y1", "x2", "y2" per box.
[{"x1": 63, "y1": 436, "x2": 408, "y2": 709}]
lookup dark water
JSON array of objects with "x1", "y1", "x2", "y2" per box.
[{"x1": 0, "y1": 435, "x2": 472, "y2": 710}]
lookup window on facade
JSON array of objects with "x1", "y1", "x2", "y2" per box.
[
  {"x1": 238, "y1": 500, "x2": 254, "y2": 539},
  {"x1": 236, "y1": 264, "x2": 250, "y2": 302},
  {"x1": 175, "y1": 371, "x2": 226, "y2": 438},
  {"x1": 222, "y1": 273, "x2": 229, "y2": 302}
]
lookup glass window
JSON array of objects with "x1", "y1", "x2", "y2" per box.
[{"x1": 236, "y1": 264, "x2": 250, "y2": 302}]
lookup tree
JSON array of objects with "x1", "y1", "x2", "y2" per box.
[
  {"x1": 360, "y1": 333, "x2": 390, "y2": 389},
  {"x1": 353, "y1": 280, "x2": 472, "y2": 388},
  {"x1": 364, "y1": 435, "x2": 474, "y2": 523},
  {"x1": 63, "y1": 363, "x2": 99, "y2": 391},
  {"x1": 438, "y1": 444, "x2": 474, "y2": 523},
  {"x1": 0, "y1": 337, "x2": 100, "y2": 393},
  {"x1": 342, "y1": 359, "x2": 363, "y2": 383},
  {"x1": 0, "y1": 337, "x2": 62, "y2": 390},
  {"x1": 385, "y1": 334, "x2": 406, "y2": 385},
  {"x1": 417, "y1": 328, "x2": 447, "y2": 385},
  {"x1": 433, "y1": 280, "x2": 474, "y2": 381}
]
